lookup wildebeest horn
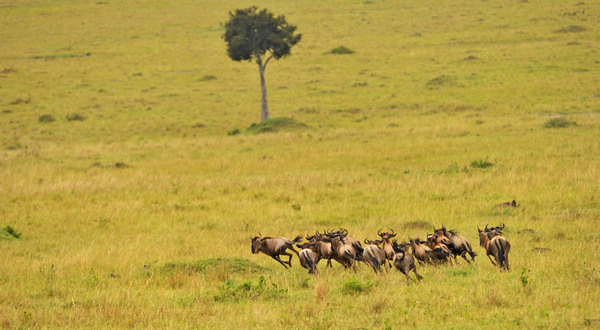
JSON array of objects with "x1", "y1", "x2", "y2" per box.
[
  {"x1": 485, "y1": 224, "x2": 489, "y2": 232},
  {"x1": 364, "y1": 238, "x2": 370, "y2": 244},
  {"x1": 501, "y1": 223, "x2": 505, "y2": 230},
  {"x1": 389, "y1": 228, "x2": 396, "y2": 235},
  {"x1": 377, "y1": 228, "x2": 383, "y2": 236}
]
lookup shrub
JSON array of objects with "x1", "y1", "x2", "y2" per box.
[
  {"x1": 227, "y1": 128, "x2": 241, "y2": 136},
  {"x1": 246, "y1": 117, "x2": 307, "y2": 135},
  {"x1": 544, "y1": 117, "x2": 577, "y2": 128},
  {"x1": 342, "y1": 279, "x2": 373, "y2": 295},
  {"x1": 66, "y1": 113, "x2": 85, "y2": 121},
  {"x1": 470, "y1": 159, "x2": 494, "y2": 169},
  {"x1": 213, "y1": 276, "x2": 287, "y2": 302},
  {"x1": 329, "y1": 46, "x2": 355, "y2": 54},
  {"x1": 39, "y1": 114, "x2": 55, "y2": 123},
  {"x1": 1, "y1": 225, "x2": 21, "y2": 239}
]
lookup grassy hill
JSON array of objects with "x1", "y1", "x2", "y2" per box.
[{"x1": 1, "y1": 0, "x2": 599, "y2": 327}]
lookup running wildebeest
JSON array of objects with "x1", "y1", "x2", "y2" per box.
[
  {"x1": 478, "y1": 225, "x2": 511, "y2": 270},
  {"x1": 250, "y1": 233, "x2": 302, "y2": 268},
  {"x1": 391, "y1": 240, "x2": 423, "y2": 285}
]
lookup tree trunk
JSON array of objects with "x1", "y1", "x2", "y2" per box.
[{"x1": 258, "y1": 62, "x2": 269, "y2": 122}]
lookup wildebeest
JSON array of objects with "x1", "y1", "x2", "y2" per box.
[
  {"x1": 478, "y1": 225, "x2": 511, "y2": 270},
  {"x1": 377, "y1": 228, "x2": 397, "y2": 268},
  {"x1": 326, "y1": 228, "x2": 364, "y2": 262},
  {"x1": 408, "y1": 237, "x2": 434, "y2": 265},
  {"x1": 250, "y1": 234, "x2": 301, "y2": 268},
  {"x1": 296, "y1": 243, "x2": 321, "y2": 275},
  {"x1": 485, "y1": 223, "x2": 505, "y2": 237},
  {"x1": 433, "y1": 225, "x2": 477, "y2": 263},
  {"x1": 425, "y1": 234, "x2": 451, "y2": 263},
  {"x1": 391, "y1": 240, "x2": 423, "y2": 285},
  {"x1": 329, "y1": 234, "x2": 358, "y2": 273},
  {"x1": 363, "y1": 239, "x2": 387, "y2": 273},
  {"x1": 305, "y1": 232, "x2": 336, "y2": 268}
]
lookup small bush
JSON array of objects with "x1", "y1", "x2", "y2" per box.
[
  {"x1": 246, "y1": 117, "x2": 307, "y2": 135},
  {"x1": 39, "y1": 114, "x2": 55, "y2": 123},
  {"x1": 342, "y1": 279, "x2": 373, "y2": 295},
  {"x1": 66, "y1": 113, "x2": 85, "y2": 121},
  {"x1": 329, "y1": 46, "x2": 355, "y2": 54},
  {"x1": 470, "y1": 159, "x2": 494, "y2": 169},
  {"x1": 544, "y1": 117, "x2": 577, "y2": 128},
  {"x1": 1, "y1": 225, "x2": 21, "y2": 240},
  {"x1": 520, "y1": 268, "x2": 530, "y2": 287},
  {"x1": 227, "y1": 128, "x2": 241, "y2": 136},
  {"x1": 213, "y1": 276, "x2": 286, "y2": 302}
]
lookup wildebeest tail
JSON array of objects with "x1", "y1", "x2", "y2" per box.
[
  {"x1": 365, "y1": 249, "x2": 379, "y2": 268},
  {"x1": 305, "y1": 252, "x2": 315, "y2": 272},
  {"x1": 292, "y1": 235, "x2": 302, "y2": 243},
  {"x1": 466, "y1": 241, "x2": 477, "y2": 260},
  {"x1": 494, "y1": 239, "x2": 505, "y2": 268},
  {"x1": 355, "y1": 244, "x2": 364, "y2": 254},
  {"x1": 345, "y1": 250, "x2": 356, "y2": 261}
]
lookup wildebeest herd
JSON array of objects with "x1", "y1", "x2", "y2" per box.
[{"x1": 250, "y1": 224, "x2": 511, "y2": 285}]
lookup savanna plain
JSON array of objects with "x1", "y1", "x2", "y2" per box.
[{"x1": 1, "y1": 0, "x2": 599, "y2": 328}]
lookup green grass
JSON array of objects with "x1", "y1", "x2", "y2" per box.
[
  {"x1": 544, "y1": 117, "x2": 578, "y2": 128},
  {"x1": 0, "y1": 0, "x2": 599, "y2": 328},
  {"x1": 245, "y1": 117, "x2": 308, "y2": 134},
  {"x1": 329, "y1": 45, "x2": 355, "y2": 54}
]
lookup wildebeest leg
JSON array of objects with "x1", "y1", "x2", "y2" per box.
[
  {"x1": 280, "y1": 251, "x2": 293, "y2": 267},
  {"x1": 287, "y1": 246, "x2": 300, "y2": 256},
  {"x1": 326, "y1": 259, "x2": 332, "y2": 268},
  {"x1": 460, "y1": 252, "x2": 471, "y2": 263},
  {"x1": 271, "y1": 255, "x2": 289, "y2": 268},
  {"x1": 404, "y1": 268, "x2": 411, "y2": 286},
  {"x1": 412, "y1": 265, "x2": 423, "y2": 281},
  {"x1": 487, "y1": 254, "x2": 497, "y2": 266}
]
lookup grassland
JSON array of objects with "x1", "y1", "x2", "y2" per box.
[{"x1": 1, "y1": 0, "x2": 599, "y2": 328}]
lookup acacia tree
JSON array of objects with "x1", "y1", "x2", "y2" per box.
[{"x1": 223, "y1": 7, "x2": 302, "y2": 122}]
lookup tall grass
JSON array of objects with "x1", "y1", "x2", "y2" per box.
[{"x1": 1, "y1": 0, "x2": 599, "y2": 327}]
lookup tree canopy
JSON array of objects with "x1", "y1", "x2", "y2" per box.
[{"x1": 223, "y1": 7, "x2": 302, "y2": 65}]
